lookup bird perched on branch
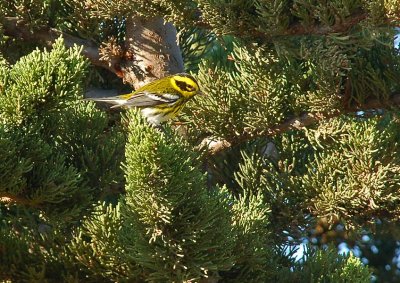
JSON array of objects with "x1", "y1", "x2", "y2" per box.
[{"x1": 86, "y1": 73, "x2": 203, "y2": 125}]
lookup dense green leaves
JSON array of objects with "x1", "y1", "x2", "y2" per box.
[
  {"x1": 68, "y1": 112, "x2": 276, "y2": 281},
  {"x1": 1, "y1": 0, "x2": 399, "y2": 281},
  {"x1": 304, "y1": 116, "x2": 400, "y2": 228},
  {"x1": 279, "y1": 246, "x2": 371, "y2": 282},
  {"x1": 0, "y1": 39, "x2": 125, "y2": 281}
]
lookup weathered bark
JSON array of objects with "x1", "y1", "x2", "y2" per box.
[{"x1": 122, "y1": 16, "x2": 185, "y2": 89}]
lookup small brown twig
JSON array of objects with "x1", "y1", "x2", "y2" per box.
[{"x1": 204, "y1": 92, "x2": 400, "y2": 155}]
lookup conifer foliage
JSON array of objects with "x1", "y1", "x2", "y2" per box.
[{"x1": 1, "y1": 0, "x2": 400, "y2": 281}]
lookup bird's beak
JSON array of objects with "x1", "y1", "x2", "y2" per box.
[{"x1": 197, "y1": 90, "x2": 205, "y2": 96}]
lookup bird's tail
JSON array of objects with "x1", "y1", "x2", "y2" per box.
[{"x1": 84, "y1": 97, "x2": 125, "y2": 109}]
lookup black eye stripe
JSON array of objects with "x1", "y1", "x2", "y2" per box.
[{"x1": 175, "y1": 80, "x2": 195, "y2": 92}]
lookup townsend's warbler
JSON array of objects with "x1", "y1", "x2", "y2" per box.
[{"x1": 86, "y1": 73, "x2": 202, "y2": 125}]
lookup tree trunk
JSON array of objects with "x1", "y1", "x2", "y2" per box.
[{"x1": 122, "y1": 16, "x2": 185, "y2": 89}]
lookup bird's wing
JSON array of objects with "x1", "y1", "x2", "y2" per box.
[
  {"x1": 122, "y1": 92, "x2": 180, "y2": 107},
  {"x1": 85, "y1": 91, "x2": 181, "y2": 109}
]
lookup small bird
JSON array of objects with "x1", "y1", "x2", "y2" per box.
[{"x1": 86, "y1": 73, "x2": 203, "y2": 125}]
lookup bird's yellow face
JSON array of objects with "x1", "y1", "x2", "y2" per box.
[{"x1": 170, "y1": 73, "x2": 202, "y2": 99}]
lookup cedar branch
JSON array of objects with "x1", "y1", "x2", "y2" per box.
[
  {"x1": 205, "y1": 92, "x2": 400, "y2": 155},
  {"x1": 196, "y1": 11, "x2": 370, "y2": 40},
  {"x1": 284, "y1": 11, "x2": 369, "y2": 36},
  {"x1": 1, "y1": 16, "x2": 185, "y2": 89},
  {"x1": 0, "y1": 10, "x2": 384, "y2": 83},
  {"x1": 1, "y1": 17, "x2": 118, "y2": 74}
]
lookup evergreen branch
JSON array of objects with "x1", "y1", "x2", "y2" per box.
[
  {"x1": 205, "y1": 92, "x2": 400, "y2": 155},
  {"x1": 1, "y1": 17, "x2": 117, "y2": 73},
  {"x1": 196, "y1": 11, "x2": 370, "y2": 39},
  {"x1": 1, "y1": 16, "x2": 184, "y2": 89},
  {"x1": 285, "y1": 11, "x2": 369, "y2": 36}
]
